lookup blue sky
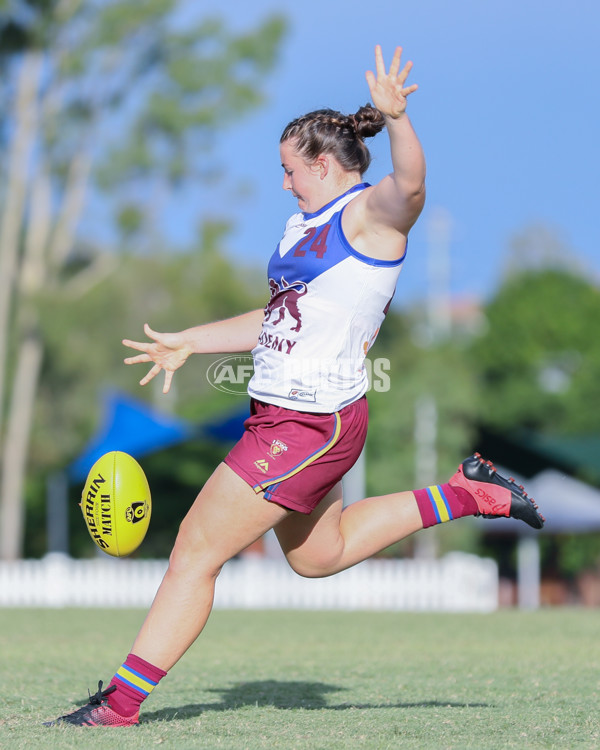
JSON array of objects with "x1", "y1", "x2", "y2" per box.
[{"x1": 174, "y1": 0, "x2": 599, "y2": 307}]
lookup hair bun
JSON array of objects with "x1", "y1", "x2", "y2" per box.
[{"x1": 352, "y1": 104, "x2": 386, "y2": 139}]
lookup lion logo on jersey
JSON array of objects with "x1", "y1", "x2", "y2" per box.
[{"x1": 264, "y1": 277, "x2": 308, "y2": 332}]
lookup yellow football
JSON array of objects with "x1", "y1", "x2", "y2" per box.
[{"x1": 80, "y1": 451, "x2": 151, "y2": 557}]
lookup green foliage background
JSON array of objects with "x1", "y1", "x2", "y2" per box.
[
  {"x1": 468, "y1": 270, "x2": 600, "y2": 435},
  {"x1": 0, "y1": 2, "x2": 286, "y2": 558},
  {"x1": 24, "y1": 248, "x2": 600, "y2": 578},
  {"x1": 4, "y1": 7, "x2": 597, "y2": 578}
]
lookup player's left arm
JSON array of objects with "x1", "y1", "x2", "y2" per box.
[
  {"x1": 363, "y1": 45, "x2": 426, "y2": 237},
  {"x1": 122, "y1": 309, "x2": 264, "y2": 394}
]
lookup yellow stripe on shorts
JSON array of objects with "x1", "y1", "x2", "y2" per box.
[{"x1": 255, "y1": 411, "x2": 342, "y2": 491}]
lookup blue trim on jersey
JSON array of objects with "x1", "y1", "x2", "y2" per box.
[
  {"x1": 301, "y1": 183, "x2": 369, "y2": 220},
  {"x1": 337, "y1": 207, "x2": 407, "y2": 268},
  {"x1": 268, "y1": 184, "x2": 406, "y2": 287}
]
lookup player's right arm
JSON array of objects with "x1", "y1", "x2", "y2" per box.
[
  {"x1": 344, "y1": 45, "x2": 425, "y2": 262},
  {"x1": 123, "y1": 308, "x2": 264, "y2": 394}
]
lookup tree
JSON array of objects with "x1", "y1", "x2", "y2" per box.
[
  {"x1": 468, "y1": 267, "x2": 600, "y2": 435},
  {"x1": 0, "y1": 0, "x2": 286, "y2": 559},
  {"x1": 365, "y1": 307, "x2": 480, "y2": 558}
]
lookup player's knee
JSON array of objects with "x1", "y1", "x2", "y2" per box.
[
  {"x1": 168, "y1": 542, "x2": 223, "y2": 581},
  {"x1": 285, "y1": 552, "x2": 339, "y2": 579},
  {"x1": 168, "y1": 519, "x2": 222, "y2": 579}
]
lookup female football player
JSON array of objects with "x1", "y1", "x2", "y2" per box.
[{"x1": 46, "y1": 45, "x2": 543, "y2": 727}]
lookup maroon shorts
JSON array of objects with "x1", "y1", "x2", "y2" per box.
[{"x1": 224, "y1": 397, "x2": 368, "y2": 514}]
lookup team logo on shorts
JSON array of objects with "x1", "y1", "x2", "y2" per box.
[
  {"x1": 254, "y1": 459, "x2": 270, "y2": 474},
  {"x1": 268, "y1": 439, "x2": 288, "y2": 459}
]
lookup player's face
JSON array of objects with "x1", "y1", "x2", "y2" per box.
[{"x1": 280, "y1": 140, "x2": 323, "y2": 212}]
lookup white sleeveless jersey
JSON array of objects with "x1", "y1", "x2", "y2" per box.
[{"x1": 247, "y1": 183, "x2": 406, "y2": 413}]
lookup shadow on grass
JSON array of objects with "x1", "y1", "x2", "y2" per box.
[{"x1": 141, "y1": 680, "x2": 490, "y2": 723}]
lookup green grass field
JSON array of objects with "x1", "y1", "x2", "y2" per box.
[{"x1": 0, "y1": 608, "x2": 598, "y2": 749}]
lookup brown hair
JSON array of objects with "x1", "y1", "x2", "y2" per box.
[{"x1": 280, "y1": 104, "x2": 385, "y2": 176}]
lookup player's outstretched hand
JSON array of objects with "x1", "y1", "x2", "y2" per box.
[
  {"x1": 123, "y1": 323, "x2": 192, "y2": 394},
  {"x1": 365, "y1": 44, "x2": 418, "y2": 119}
]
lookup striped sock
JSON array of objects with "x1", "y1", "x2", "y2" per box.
[
  {"x1": 107, "y1": 653, "x2": 167, "y2": 718},
  {"x1": 413, "y1": 483, "x2": 478, "y2": 529}
]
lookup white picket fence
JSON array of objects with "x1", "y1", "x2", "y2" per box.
[{"x1": 0, "y1": 552, "x2": 498, "y2": 611}]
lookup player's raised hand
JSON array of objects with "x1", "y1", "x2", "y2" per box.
[
  {"x1": 365, "y1": 45, "x2": 418, "y2": 119},
  {"x1": 123, "y1": 323, "x2": 192, "y2": 394}
]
